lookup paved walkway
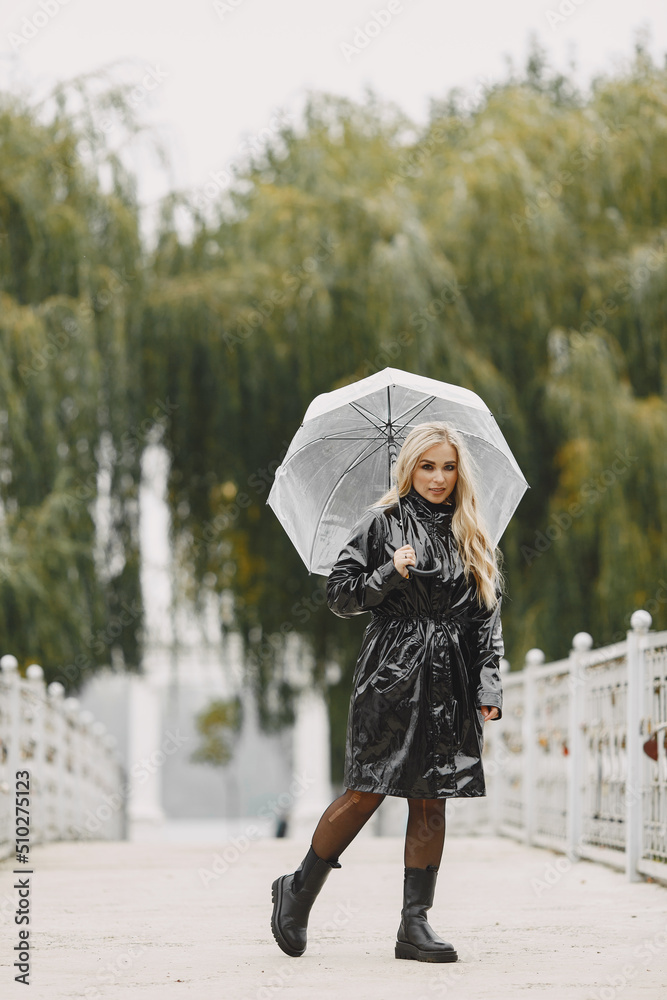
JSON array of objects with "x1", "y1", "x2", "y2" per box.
[{"x1": 1, "y1": 835, "x2": 666, "y2": 1000}]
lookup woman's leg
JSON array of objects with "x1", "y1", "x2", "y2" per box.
[
  {"x1": 271, "y1": 788, "x2": 386, "y2": 957},
  {"x1": 311, "y1": 788, "x2": 386, "y2": 864},
  {"x1": 404, "y1": 797, "x2": 447, "y2": 869},
  {"x1": 396, "y1": 798, "x2": 456, "y2": 962}
]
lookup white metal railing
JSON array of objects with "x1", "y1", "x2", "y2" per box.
[
  {"x1": 486, "y1": 610, "x2": 667, "y2": 883},
  {"x1": 0, "y1": 655, "x2": 125, "y2": 859}
]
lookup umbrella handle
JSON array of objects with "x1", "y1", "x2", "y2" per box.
[
  {"x1": 407, "y1": 563, "x2": 442, "y2": 579},
  {"x1": 395, "y1": 489, "x2": 442, "y2": 579}
]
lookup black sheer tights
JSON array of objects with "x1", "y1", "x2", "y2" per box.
[
  {"x1": 310, "y1": 789, "x2": 446, "y2": 870},
  {"x1": 404, "y1": 796, "x2": 446, "y2": 869},
  {"x1": 311, "y1": 789, "x2": 385, "y2": 864}
]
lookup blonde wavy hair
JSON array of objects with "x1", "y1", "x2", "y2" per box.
[{"x1": 372, "y1": 422, "x2": 503, "y2": 609}]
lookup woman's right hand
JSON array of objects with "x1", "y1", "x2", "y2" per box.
[{"x1": 393, "y1": 545, "x2": 416, "y2": 578}]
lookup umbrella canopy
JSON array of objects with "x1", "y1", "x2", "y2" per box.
[{"x1": 267, "y1": 367, "x2": 529, "y2": 576}]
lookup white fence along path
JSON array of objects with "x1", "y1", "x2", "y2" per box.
[
  {"x1": 486, "y1": 610, "x2": 667, "y2": 883},
  {"x1": 2, "y1": 608, "x2": 667, "y2": 887},
  {"x1": 0, "y1": 655, "x2": 125, "y2": 859}
]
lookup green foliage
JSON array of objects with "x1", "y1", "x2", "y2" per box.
[
  {"x1": 190, "y1": 696, "x2": 243, "y2": 767},
  {"x1": 0, "y1": 78, "x2": 145, "y2": 689},
  {"x1": 1, "y1": 48, "x2": 666, "y2": 784}
]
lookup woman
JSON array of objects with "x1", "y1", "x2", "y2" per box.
[{"x1": 271, "y1": 421, "x2": 504, "y2": 963}]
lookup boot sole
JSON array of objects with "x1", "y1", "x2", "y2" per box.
[
  {"x1": 271, "y1": 877, "x2": 305, "y2": 958},
  {"x1": 395, "y1": 940, "x2": 458, "y2": 963}
]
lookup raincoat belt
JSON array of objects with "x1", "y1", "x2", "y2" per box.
[{"x1": 370, "y1": 610, "x2": 473, "y2": 627}]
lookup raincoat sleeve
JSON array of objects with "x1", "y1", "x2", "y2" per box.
[
  {"x1": 470, "y1": 593, "x2": 504, "y2": 720},
  {"x1": 327, "y1": 509, "x2": 410, "y2": 618}
]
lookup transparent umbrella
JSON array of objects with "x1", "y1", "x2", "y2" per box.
[{"x1": 267, "y1": 367, "x2": 529, "y2": 577}]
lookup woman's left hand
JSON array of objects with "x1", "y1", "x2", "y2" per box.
[{"x1": 480, "y1": 705, "x2": 499, "y2": 722}]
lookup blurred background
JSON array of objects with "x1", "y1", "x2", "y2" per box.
[{"x1": 0, "y1": 0, "x2": 666, "y2": 841}]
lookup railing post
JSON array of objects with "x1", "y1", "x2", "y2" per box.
[
  {"x1": 523, "y1": 648, "x2": 544, "y2": 845},
  {"x1": 78, "y1": 710, "x2": 95, "y2": 836},
  {"x1": 47, "y1": 681, "x2": 66, "y2": 840},
  {"x1": 1, "y1": 653, "x2": 20, "y2": 780},
  {"x1": 490, "y1": 657, "x2": 510, "y2": 836},
  {"x1": 567, "y1": 632, "x2": 593, "y2": 860},
  {"x1": 26, "y1": 664, "x2": 46, "y2": 844},
  {"x1": 63, "y1": 697, "x2": 82, "y2": 838},
  {"x1": 1, "y1": 655, "x2": 19, "y2": 851},
  {"x1": 626, "y1": 609, "x2": 651, "y2": 882},
  {"x1": 91, "y1": 721, "x2": 107, "y2": 836},
  {"x1": 0, "y1": 662, "x2": 122, "y2": 852}
]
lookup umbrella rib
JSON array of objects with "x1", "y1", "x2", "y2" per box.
[
  {"x1": 273, "y1": 398, "x2": 393, "y2": 474},
  {"x1": 306, "y1": 436, "x2": 390, "y2": 570},
  {"x1": 436, "y1": 426, "x2": 528, "y2": 481},
  {"x1": 274, "y1": 429, "x2": 381, "y2": 472},
  {"x1": 341, "y1": 436, "x2": 390, "y2": 475},
  {"x1": 391, "y1": 395, "x2": 437, "y2": 430},
  {"x1": 320, "y1": 433, "x2": 381, "y2": 441},
  {"x1": 348, "y1": 400, "x2": 391, "y2": 435},
  {"x1": 274, "y1": 380, "x2": 528, "y2": 573},
  {"x1": 388, "y1": 398, "x2": 527, "y2": 481}
]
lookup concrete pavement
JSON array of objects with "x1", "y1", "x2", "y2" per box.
[{"x1": 1, "y1": 835, "x2": 666, "y2": 1000}]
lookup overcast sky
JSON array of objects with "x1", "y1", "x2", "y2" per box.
[{"x1": 1, "y1": 0, "x2": 665, "y2": 219}]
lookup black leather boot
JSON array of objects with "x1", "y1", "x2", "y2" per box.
[
  {"x1": 395, "y1": 864, "x2": 457, "y2": 963},
  {"x1": 271, "y1": 845, "x2": 342, "y2": 957}
]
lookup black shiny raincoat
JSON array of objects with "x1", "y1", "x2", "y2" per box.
[{"x1": 326, "y1": 485, "x2": 504, "y2": 799}]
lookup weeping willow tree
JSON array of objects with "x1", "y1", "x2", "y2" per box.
[
  {"x1": 141, "y1": 43, "x2": 666, "y2": 739},
  {"x1": 2, "y1": 44, "x2": 666, "y2": 781},
  {"x1": 403, "y1": 39, "x2": 667, "y2": 656},
  {"x1": 538, "y1": 329, "x2": 667, "y2": 649},
  {"x1": 139, "y1": 89, "x2": 524, "y2": 745},
  {"x1": 0, "y1": 75, "x2": 150, "y2": 688}
]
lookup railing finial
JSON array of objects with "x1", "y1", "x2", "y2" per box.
[
  {"x1": 630, "y1": 609, "x2": 651, "y2": 633},
  {"x1": 525, "y1": 648, "x2": 545, "y2": 667},
  {"x1": 572, "y1": 632, "x2": 593, "y2": 652}
]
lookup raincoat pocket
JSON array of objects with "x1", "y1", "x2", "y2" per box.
[{"x1": 369, "y1": 625, "x2": 422, "y2": 695}]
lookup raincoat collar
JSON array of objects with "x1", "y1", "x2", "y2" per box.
[{"x1": 404, "y1": 484, "x2": 456, "y2": 519}]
